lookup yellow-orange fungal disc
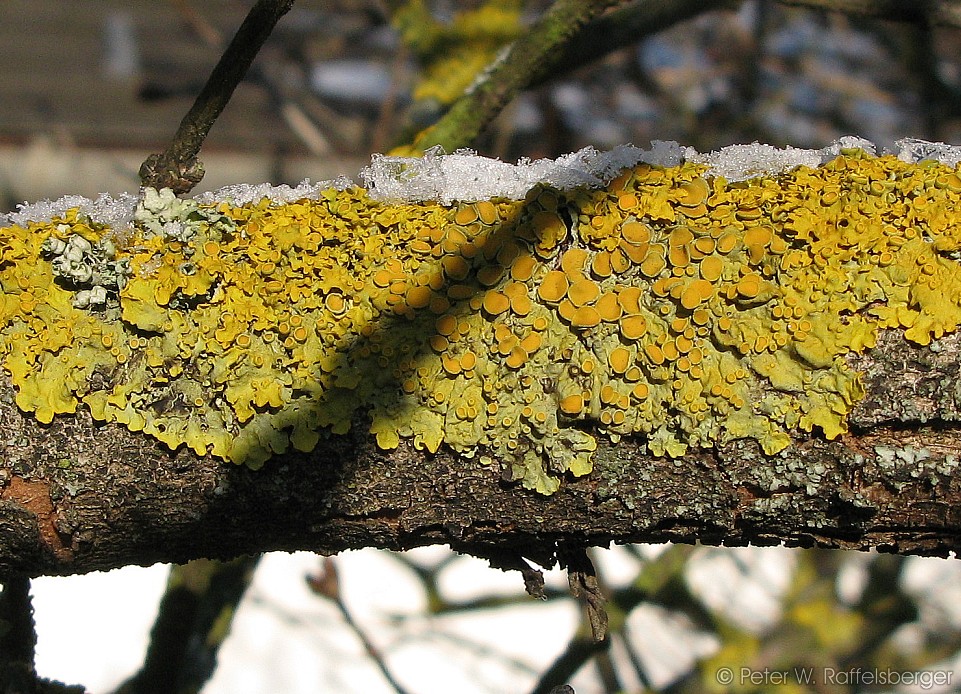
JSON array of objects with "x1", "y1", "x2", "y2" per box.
[
  {"x1": 476, "y1": 201, "x2": 498, "y2": 225},
  {"x1": 442, "y1": 356, "x2": 462, "y2": 375},
  {"x1": 559, "y1": 393, "x2": 584, "y2": 415},
  {"x1": 482, "y1": 291, "x2": 510, "y2": 316},
  {"x1": 561, "y1": 248, "x2": 590, "y2": 277},
  {"x1": 617, "y1": 287, "x2": 642, "y2": 314},
  {"x1": 591, "y1": 251, "x2": 613, "y2": 278},
  {"x1": 744, "y1": 225, "x2": 773, "y2": 248},
  {"x1": 609, "y1": 347, "x2": 631, "y2": 374},
  {"x1": 675, "y1": 334, "x2": 694, "y2": 353},
  {"x1": 644, "y1": 343, "x2": 665, "y2": 365},
  {"x1": 503, "y1": 281, "x2": 527, "y2": 300},
  {"x1": 460, "y1": 352, "x2": 477, "y2": 371},
  {"x1": 510, "y1": 254, "x2": 537, "y2": 282},
  {"x1": 442, "y1": 255, "x2": 470, "y2": 280},
  {"x1": 618, "y1": 193, "x2": 638, "y2": 210},
  {"x1": 669, "y1": 244, "x2": 690, "y2": 268},
  {"x1": 670, "y1": 227, "x2": 694, "y2": 248},
  {"x1": 677, "y1": 177, "x2": 710, "y2": 206},
  {"x1": 506, "y1": 346, "x2": 527, "y2": 369},
  {"x1": 680, "y1": 278, "x2": 714, "y2": 310},
  {"x1": 619, "y1": 239, "x2": 649, "y2": 264},
  {"x1": 435, "y1": 314, "x2": 457, "y2": 336},
  {"x1": 429, "y1": 335, "x2": 449, "y2": 352},
  {"x1": 692, "y1": 236, "x2": 715, "y2": 256},
  {"x1": 440, "y1": 227, "x2": 467, "y2": 253},
  {"x1": 406, "y1": 285, "x2": 433, "y2": 309},
  {"x1": 737, "y1": 273, "x2": 762, "y2": 299},
  {"x1": 532, "y1": 211, "x2": 567, "y2": 253},
  {"x1": 609, "y1": 248, "x2": 630, "y2": 273},
  {"x1": 570, "y1": 305, "x2": 601, "y2": 328},
  {"x1": 455, "y1": 206, "x2": 478, "y2": 225},
  {"x1": 715, "y1": 231, "x2": 738, "y2": 255},
  {"x1": 746, "y1": 243, "x2": 766, "y2": 264},
  {"x1": 596, "y1": 292, "x2": 622, "y2": 321},
  {"x1": 620, "y1": 314, "x2": 648, "y2": 340},
  {"x1": 372, "y1": 269, "x2": 393, "y2": 287},
  {"x1": 568, "y1": 279, "x2": 600, "y2": 307},
  {"x1": 640, "y1": 245, "x2": 667, "y2": 277},
  {"x1": 662, "y1": 340, "x2": 680, "y2": 361},
  {"x1": 510, "y1": 292, "x2": 532, "y2": 316},
  {"x1": 493, "y1": 323, "x2": 513, "y2": 342},
  {"x1": 600, "y1": 384, "x2": 618, "y2": 405},
  {"x1": 699, "y1": 255, "x2": 724, "y2": 282},
  {"x1": 538, "y1": 271, "x2": 569, "y2": 303},
  {"x1": 651, "y1": 277, "x2": 673, "y2": 298},
  {"x1": 324, "y1": 293, "x2": 347, "y2": 313},
  {"x1": 520, "y1": 332, "x2": 542, "y2": 353},
  {"x1": 622, "y1": 221, "x2": 651, "y2": 245}
]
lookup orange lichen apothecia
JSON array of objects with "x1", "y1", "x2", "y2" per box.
[{"x1": 4, "y1": 149, "x2": 961, "y2": 493}]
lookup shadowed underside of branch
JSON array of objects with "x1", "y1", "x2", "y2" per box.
[{"x1": 1, "y1": 328, "x2": 960, "y2": 577}]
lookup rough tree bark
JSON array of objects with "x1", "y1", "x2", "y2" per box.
[{"x1": 1, "y1": 326, "x2": 960, "y2": 578}]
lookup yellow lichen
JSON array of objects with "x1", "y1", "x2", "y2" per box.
[{"x1": 5, "y1": 150, "x2": 961, "y2": 493}]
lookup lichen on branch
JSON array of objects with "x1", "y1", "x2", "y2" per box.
[{"x1": 3, "y1": 147, "x2": 961, "y2": 493}]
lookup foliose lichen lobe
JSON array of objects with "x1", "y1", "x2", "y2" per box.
[{"x1": 3, "y1": 149, "x2": 961, "y2": 494}]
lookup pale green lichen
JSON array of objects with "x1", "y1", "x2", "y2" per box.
[{"x1": 4, "y1": 151, "x2": 961, "y2": 493}]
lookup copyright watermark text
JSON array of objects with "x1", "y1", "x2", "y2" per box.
[{"x1": 714, "y1": 666, "x2": 953, "y2": 690}]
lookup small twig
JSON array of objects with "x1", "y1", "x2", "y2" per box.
[
  {"x1": 308, "y1": 558, "x2": 413, "y2": 694},
  {"x1": 562, "y1": 547, "x2": 608, "y2": 643},
  {"x1": 114, "y1": 556, "x2": 260, "y2": 694},
  {"x1": 140, "y1": 0, "x2": 296, "y2": 193}
]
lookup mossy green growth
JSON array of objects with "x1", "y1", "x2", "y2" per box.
[
  {"x1": 392, "y1": 0, "x2": 523, "y2": 105},
  {"x1": 4, "y1": 152, "x2": 961, "y2": 493}
]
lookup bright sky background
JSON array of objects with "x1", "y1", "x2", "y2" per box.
[{"x1": 27, "y1": 544, "x2": 961, "y2": 693}]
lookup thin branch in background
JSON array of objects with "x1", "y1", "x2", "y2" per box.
[
  {"x1": 0, "y1": 574, "x2": 36, "y2": 690},
  {"x1": 170, "y1": 0, "x2": 225, "y2": 47},
  {"x1": 411, "y1": 0, "x2": 631, "y2": 154},
  {"x1": 539, "y1": 0, "x2": 737, "y2": 89},
  {"x1": 778, "y1": 0, "x2": 961, "y2": 29},
  {"x1": 139, "y1": 0, "x2": 296, "y2": 193},
  {"x1": 114, "y1": 556, "x2": 261, "y2": 694},
  {"x1": 308, "y1": 557, "x2": 413, "y2": 694}
]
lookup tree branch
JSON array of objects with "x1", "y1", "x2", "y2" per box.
[
  {"x1": 115, "y1": 556, "x2": 259, "y2": 694},
  {"x1": 411, "y1": 0, "x2": 629, "y2": 153},
  {"x1": 1, "y1": 328, "x2": 960, "y2": 578}
]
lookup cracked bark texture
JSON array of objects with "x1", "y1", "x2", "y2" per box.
[{"x1": 1, "y1": 329, "x2": 961, "y2": 577}]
